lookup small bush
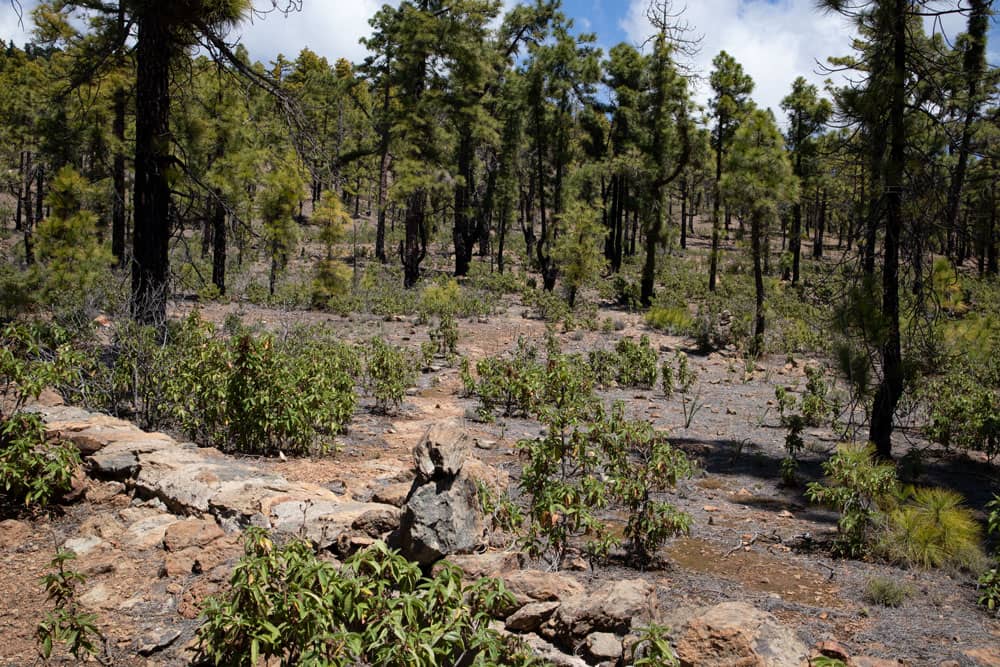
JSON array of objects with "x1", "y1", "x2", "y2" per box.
[
  {"x1": 863, "y1": 576, "x2": 911, "y2": 607},
  {"x1": 1, "y1": 412, "x2": 81, "y2": 509},
  {"x1": 470, "y1": 338, "x2": 544, "y2": 418},
  {"x1": 878, "y1": 487, "x2": 985, "y2": 571},
  {"x1": 36, "y1": 549, "x2": 103, "y2": 661},
  {"x1": 362, "y1": 337, "x2": 418, "y2": 414},
  {"x1": 196, "y1": 530, "x2": 534, "y2": 666},
  {"x1": 613, "y1": 335, "x2": 659, "y2": 388}
]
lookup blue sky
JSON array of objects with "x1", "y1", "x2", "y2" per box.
[{"x1": 1, "y1": 1, "x2": 992, "y2": 117}]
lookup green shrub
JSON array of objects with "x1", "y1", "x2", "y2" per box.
[
  {"x1": 613, "y1": 335, "x2": 659, "y2": 388},
  {"x1": 645, "y1": 306, "x2": 695, "y2": 335},
  {"x1": 806, "y1": 443, "x2": 898, "y2": 558},
  {"x1": 631, "y1": 624, "x2": 680, "y2": 667},
  {"x1": 362, "y1": 337, "x2": 417, "y2": 414},
  {"x1": 429, "y1": 313, "x2": 459, "y2": 358},
  {"x1": 470, "y1": 338, "x2": 544, "y2": 418},
  {"x1": 877, "y1": 487, "x2": 985, "y2": 571},
  {"x1": 36, "y1": 549, "x2": 102, "y2": 661},
  {"x1": 1, "y1": 321, "x2": 85, "y2": 420},
  {"x1": 1, "y1": 412, "x2": 81, "y2": 509},
  {"x1": 196, "y1": 530, "x2": 535, "y2": 666},
  {"x1": 921, "y1": 364, "x2": 999, "y2": 460},
  {"x1": 863, "y1": 576, "x2": 911, "y2": 607}
]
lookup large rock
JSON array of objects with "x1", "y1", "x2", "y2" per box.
[
  {"x1": 503, "y1": 570, "x2": 585, "y2": 607},
  {"x1": 674, "y1": 602, "x2": 809, "y2": 667},
  {"x1": 518, "y1": 633, "x2": 589, "y2": 667},
  {"x1": 548, "y1": 579, "x2": 655, "y2": 638},
  {"x1": 585, "y1": 632, "x2": 623, "y2": 662},
  {"x1": 393, "y1": 474, "x2": 483, "y2": 565},
  {"x1": 506, "y1": 601, "x2": 561, "y2": 633},
  {"x1": 413, "y1": 422, "x2": 469, "y2": 482}
]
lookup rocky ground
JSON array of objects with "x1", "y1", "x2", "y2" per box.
[{"x1": 1, "y1": 303, "x2": 999, "y2": 666}]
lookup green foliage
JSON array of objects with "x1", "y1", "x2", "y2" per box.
[
  {"x1": 863, "y1": 576, "x2": 911, "y2": 607},
  {"x1": 476, "y1": 480, "x2": 524, "y2": 537},
  {"x1": 1, "y1": 321, "x2": 84, "y2": 419},
  {"x1": 469, "y1": 337, "x2": 544, "y2": 418},
  {"x1": 978, "y1": 566, "x2": 1000, "y2": 616},
  {"x1": 1, "y1": 412, "x2": 81, "y2": 508},
  {"x1": 878, "y1": 487, "x2": 985, "y2": 571},
  {"x1": 197, "y1": 530, "x2": 536, "y2": 666},
  {"x1": 36, "y1": 549, "x2": 102, "y2": 661},
  {"x1": 613, "y1": 335, "x2": 659, "y2": 388},
  {"x1": 429, "y1": 313, "x2": 459, "y2": 358},
  {"x1": 806, "y1": 443, "x2": 898, "y2": 558},
  {"x1": 645, "y1": 306, "x2": 695, "y2": 335},
  {"x1": 33, "y1": 167, "x2": 114, "y2": 312},
  {"x1": 362, "y1": 337, "x2": 417, "y2": 414},
  {"x1": 631, "y1": 624, "x2": 680, "y2": 667},
  {"x1": 920, "y1": 360, "x2": 999, "y2": 459},
  {"x1": 551, "y1": 201, "x2": 607, "y2": 307}
]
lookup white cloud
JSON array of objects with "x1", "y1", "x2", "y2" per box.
[{"x1": 620, "y1": 0, "x2": 974, "y2": 125}]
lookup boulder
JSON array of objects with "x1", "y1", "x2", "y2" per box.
[
  {"x1": 585, "y1": 632, "x2": 623, "y2": 662},
  {"x1": 393, "y1": 474, "x2": 483, "y2": 564},
  {"x1": 163, "y1": 518, "x2": 225, "y2": 552},
  {"x1": 674, "y1": 602, "x2": 809, "y2": 667},
  {"x1": 503, "y1": 570, "x2": 585, "y2": 607},
  {"x1": 413, "y1": 422, "x2": 469, "y2": 482},
  {"x1": 373, "y1": 481, "x2": 412, "y2": 507},
  {"x1": 506, "y1": 601, "x2": 561, "y2": 633},
  {"x1": 548, "y1": 579, "x2": 654, "y2": 638},
  {"x1": 438, "y1": 551, "x2": 521, "y2": 579},
  {"x1": 519, "y1": 633, "x2": 589, "y2": 667}
]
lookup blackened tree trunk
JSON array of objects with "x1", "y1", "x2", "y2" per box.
[
  {"x1": 112, "y1": 7, "x2": 128, "y2": 267},
  {"x1": 869, "y1": 0, "x2": 906, "y2": 461},
  {"x1": 132, "y1": 12, "x2": 173, "y2": 324},
  {"x1": 812, "y1": 188, "x2": 826, "y2": 258},
  {"x1": 709, "y1": 124, "x2": 723, "y2": 291},
  {"x1": 401, "y1": 190, "x2": 426, "y2": 288},
  {"x1": 453, "y1": 131, "x2": 475, "y2": 276},
  {"x1": 751, "y1": 209, "x2": 765, "y2": 354},
  {"x1": 211, "y1": 195, "x2": 226, "y2": 294}
]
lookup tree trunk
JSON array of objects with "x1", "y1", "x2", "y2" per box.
[
  {"x1": 812, "y1": 188, "x2": 826, "y2": 259},
  {"x1": 212, "y1": 195, "x2": 226, "y2": 294},
  {"x1": 709, "y1": 124, "x2": 723, "y2": 291},
  {"x1": 401, "y1": 190, "x2": 426, "y2": 288},
  {"x1": 680, "y1": 178, "x2": 688, "y2": 250},
  {"x1": 23, "y1": 151, "x2": 34, "y2": 266},
  {"x1": 751, "y1": 209, "x2": 765, "y2": 354},
  {"x1": 453, "y1": 130, "x2": 474, "y2": 276},
  {"x1": 132, "y1": 11, "x2": 173, "y2": 324},
  {"x1": 869, "y1": 0, "x2": 906, "y2": 461},
  {"x1": 111, "y1": 6, "x2": 127, "y2": 267}
]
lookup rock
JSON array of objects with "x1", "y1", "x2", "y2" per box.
[
  {"x1": 137, "y1": 627, "x2": 182, "y2": 656},
  {"x1": 519, "y1": 633, "x2": 589, "y2": 667},
  {"x1": 503, "y1": 570, "x2": 585, "y2": 607},
  {"x1": 506, "y1": 601, "x2": 561, "y2": 633},
  {"x1": 373, "y1": 481, "x2": 413, "y2": 507},
  {"x1": 585, "y1": 632, "x2": 623, "y2": 661},
  {"x1": 86, "y1": 480, "x2": 127, "y2": 504},
  {"x1": 850, "y1": 658, "x2": 903, "y2": 667},
  {"x1": 270, "y1": 500, "x2": 397, "y2": 549},
  {"x1": 123, "y1": 514, "x2": 179, "y2": 550},
  {"x1": 462, "y1": 459, "x2": 509, "y2": 494},
  {"x1": 549, "y1": 579, "x2": 654, "y2": 638},
  {"x1": 162, "y1": 535, "x2": 240, "y2": 578},
  {"x1": 79, "y1": 583, "x2": 115, "y2": 610},
  {"x1": 437, "y1": 551, "x2": 521, "y2": 579},
  {"x1": 163, "y1": 518, "x2": 225, "y2": 552},
  {"x1": 352, "y1": 506, "x2": 401, "y2": 537},
  {"x1": 393, "y1": 475, "x2": 483, "y2": 565},
  {"x1": 674, "y1": 602, "x2": 808, "y2": 667},
  {"x1": 413, "y1": 422, "x2": 469, "y2": 482},
  {"x1": 815, "y1": 640, "x2": 850, "y2": 662},
  {"x1": 0, "y1": 519, "x2": 32, "y2": 547},
  {"x1": 64, "y1": 535, "x2": 103, "y2": 557}
]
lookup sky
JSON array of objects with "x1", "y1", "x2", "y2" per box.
[{"x1": 1, "y1": 0, "x2": 992, "y2": 119}]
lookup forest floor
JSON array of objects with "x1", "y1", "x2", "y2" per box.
[{"x1": 2, "y1": 296, "x2": 1000, "y2": 666}]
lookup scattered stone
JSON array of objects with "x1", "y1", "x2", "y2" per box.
[
  {"x1": 137, "y1": 627, "x2": 182, "y2": 656},
  {"x1": 64, "y1": 535, "x2": 103, "y2": 557},
  {"x1": 585, "y1": 632, "x2": 623, "y2": 661},
  {"x1": 352, "y1": 506, "x2": 401, "y2": 537},
  {"x1": 474, "y1": 438, "x2": 497, "y2": 450},
  {"x1": 437, "y1": 551, "x2": 521, "y2": 579},
  {"x1": 549, "y1": 579, "x2": 654, "y2": 638},
  {"x1": 506, "y1": 601, "x2": 561, "y2": 633},
  {"x1": 504, "y1": 570, "x2": 585, "y2": 607},
  {"x1": 674, "y1": 601, "x2": 808, "y2": 667},
  {"x1": 79, "y1": 583, "x2": 114, "y2": 610},
  {"x1": 815, "y1": 639, "x2": 851, "y2": 661},
  {"x1": 326, "y1": 479, "x2": 348, "y2": 495},
  {"x1": 123, "y1": 514, "x2": 179, "y2": 550},
  {"x1": 373, "y1": 482, "x2": 413, "y2": 507},
  {"x1": 413, "y1": 422, "x2": 469, "y2": 482},
  {"x1": 703, "y1": 505, "x2": 720, "y2": 512},
  {"x1": 519, "y1": 633, "x2": 589, "y2": 667},
  {"x1": 851, "y1": 658, "x2": 904, "y2": 667}
]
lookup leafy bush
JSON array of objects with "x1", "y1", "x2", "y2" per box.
[
  {"x1": 1, "y1": 321, "x2": 85, "y2": 420},
  {"x1": 631, "y1": 624, "x2": 680, "y2": 667},
  {"x1": 921, "y1": 363, "x2": 999, "y2": 460},
  {"x1": 362, "y1": 337, "x2": 418, "y2": 414},
  {"x1": 613, "y1": 335, "x2": 659, "y2": 388},
  {"x1": 36, "y1": 549, "x2": 103, "y2": 661},
  {"x1": 806, "y1": 443, "x2": 898, "y2": 558},
  {"x1": 1, "y1": 412, "x2": 81, "y2": 509},
  {"x1": 197, "y1": 530, "x2": 536, "y2": 666},
  {"x1": 877, "y1": 487, "x2": 985, "y2": 571},
  {"x1": 863, "y1": 576, "x2": 911, "y2": 607},
  {"x1": 978, "y1": 495, "x2": 1000, "y2": 616},
  {"x1": 470, "y1": 338, "x2": 544, "y2": 418},
  {"x1": 428, "y1": 313, "x2": 459, "y2": 358}
]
